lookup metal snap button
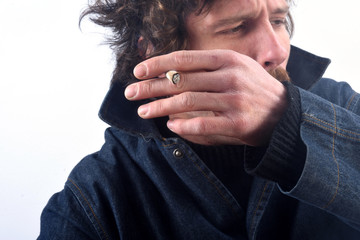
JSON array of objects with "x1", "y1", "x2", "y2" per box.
[{"x1": 173, "y1": 148, "x2": 184, "y2": 158}]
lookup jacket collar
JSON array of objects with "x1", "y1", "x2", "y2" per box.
[
  {"x1": 99, "y1": 46, "x2": 331, "y2": 135},
  {"x1": 286, "y1": 45, "x2": 330, "y2": 89}
]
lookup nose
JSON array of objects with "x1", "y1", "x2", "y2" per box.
[{"x1": 250, "y1": 23, "x2": 289, "y2": 70}]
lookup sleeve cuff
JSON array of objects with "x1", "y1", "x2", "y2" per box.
[{"x1": 244, "y1": 82, "x2": 306, "y2": 190}]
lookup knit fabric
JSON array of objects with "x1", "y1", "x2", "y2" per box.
[{"x1": 244, "y1": 82, "x2": 305, "y2": 190}]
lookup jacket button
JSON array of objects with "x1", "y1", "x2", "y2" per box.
[{"x1": 173, "y1": 149, "x2": 184, "y2": 158}]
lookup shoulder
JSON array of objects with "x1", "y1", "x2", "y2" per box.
[
  {"x1": 309, "y1": 78, "x2": 359, "y2": 110},
  {"x1": 67, "y1": 127, "x2": 143, "y2": 187},
  {"x1": 62, "y1": 127, "x2": 155, "y2": 238}
]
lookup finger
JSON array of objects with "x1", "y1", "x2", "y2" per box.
[
  {"x1": 133, "y1": 49, "x2": 235, "y2": 79},
  {"x1": 125, "y1": 70, "x2": 233, "y2": 100},
  {"x1": 167, "y1": 116, "x2": 238, "y2": 139},
  {"x1": 137, "y1": 92, "x2": 228, "y2": 119}
]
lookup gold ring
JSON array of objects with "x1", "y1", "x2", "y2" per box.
[{"x1": 166, "y1": 70, "x2": 180, "y2": 85}]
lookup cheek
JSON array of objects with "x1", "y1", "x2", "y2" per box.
[{"x1": 281, "y1": 35, "x2": 291, "y2": 68}]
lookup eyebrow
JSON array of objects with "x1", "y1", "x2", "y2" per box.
[
  {"x1": 210, "y1": 12, "x2": 256, "y2": 30},
  {"x1": 271, "y1": 5, "x2": 290, "y2": 15},
  {"x1": 210, "y1": 5, "x2": 290, "y2": 30}
]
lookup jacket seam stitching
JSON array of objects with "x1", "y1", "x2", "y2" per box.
[
  {"x1": 303, "y1": 113, "x2": 333, "y2": 127},
  {"x1": 249, "y1": 181, "x2": 269, "y2": 237},
  {"x1": 68, "y1": 178, "x2": 109, "y2": 240},
  {"x1": 303, "y1": 115, "x2": 360, "y2": 141},
  {"x1": 303, "y1": 113, "x2": 360, "y2": 135},
  {"x1": 303, "y1": 119, "x2": 360, "y2": 141},
  {"x1": 346, "y1": 93, "x2": 358, "y2": 110},
  {"x1": 324, "y1": 104, "x2": 340, "y2": 209}
]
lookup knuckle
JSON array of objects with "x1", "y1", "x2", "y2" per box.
[
  {"x1": 228, "y1": 72, "x2": 239, "y2": 86},
  {"x1": 230, "y1": 93, "x2": 247, "y2": 110},
  {"x1": 155, "y1": 100, "x2": 165, "y2": 113},
  {"x1": 224, "y1": 50, "x2": 240, "y2": 65},
  {"x1": 222, "y1": 93, "x2": 237, "y2": 107},
  {"x1": 179, "y1": 93, "x2": 196, "y2": 109},
  {"x1": 223, "y1": 70, "x2": 241, "y2": 89},
  {"x1": 233, "y1": 93, "x2": 246, "y2": 104},
  {"x1": 149, "y1": 98, "x2": 166, "y2": 117},
  {"x1": 192, "y1": 118, "x2": 207, "y2": 135},
  {"x1": 139, "y1": 81, "x2": 153, "y2": 96},
  {"x1": 151, "y1": 59, "x2": 161, "y2": 72},
  {"x1": 172, "y1": 50, "x2": 193, "y2": 67},
  {"x1": 207, "y1": 51, "x2": 221, "y2": 66}
]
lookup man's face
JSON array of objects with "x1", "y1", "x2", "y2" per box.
[{"x1": 185, "y1": 0, "x2": 291, "y2": 71}]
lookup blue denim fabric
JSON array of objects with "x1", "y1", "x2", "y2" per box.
[
  {"x1": 281, "y1": 79, "x2": 360, "y2": 229},
  {"x1": 38, "y1": 46, "x2": 360, "y2": 239}
]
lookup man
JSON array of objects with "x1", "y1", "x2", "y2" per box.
[{"x1": 39, "y1": 0, "x2": 360, "y2": 239}]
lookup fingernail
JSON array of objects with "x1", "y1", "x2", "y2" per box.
[
  {"x1": 124, "y1": 85, "x2": 137, "y2": 99},
  {"x1": 134, "y1": 64, "x2": 147, "y2": 78},
  {"x1": 138, "y1": 106, "x2": 148, "y2": 117},
  {"x1": 167, "y1": 120, "x2": 174, "y2": 130}
]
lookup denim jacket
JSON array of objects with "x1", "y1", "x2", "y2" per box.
[{"x1": 39, "y1": 46, "x2": 360, "y2": 239}]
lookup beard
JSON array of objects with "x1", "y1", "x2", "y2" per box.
[{"x1": 268, "y1": 67, "x2": 291, "y2": 82}]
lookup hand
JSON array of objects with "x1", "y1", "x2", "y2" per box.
[{"x1": 125, "y1": 49, "x2": 288, "y2": 146}]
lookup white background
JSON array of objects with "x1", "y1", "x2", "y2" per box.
[{"x1": 1, "y1": 0, "x2": 360, "y2": 239}]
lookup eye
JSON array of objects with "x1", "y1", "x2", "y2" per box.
[
  {"x1": 230, "y1": 23, "x2": 247, "y2": 32},
  {"x1": 219, "y1": 22, "x2": 248, "y2": 35},
  {"x1": 271, "y1": 18, "x2": 286, "y2": 28}
]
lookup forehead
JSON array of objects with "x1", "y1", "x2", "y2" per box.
[
  {"x1": 208, "y1": 0, "x2": 261, "y2": 17},
  {"x1": 189, "y1": 0, "x2": 288, "y2": 27}
]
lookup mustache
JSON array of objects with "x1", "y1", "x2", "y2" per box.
[{"x1": 268, "y1": 68, "x2": 291, "y2": 82}]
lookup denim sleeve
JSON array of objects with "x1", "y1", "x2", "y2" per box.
[
  {"x1": 281, "y1": 79, "x2": 360, "y2": 230},
  {"x1": 245, "y1": 78, "x2": 360, "y2": 230},
  {"x1": 38, "y1": 184, "x2": 99, "y2": 240}
]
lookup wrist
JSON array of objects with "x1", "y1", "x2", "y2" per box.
[{"x1": 245, "y1": 82, "x2": 305, "y2": 189}]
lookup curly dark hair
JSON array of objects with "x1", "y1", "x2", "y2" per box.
[{"x1": 80, "y1": 0, "x2": 294, "y2": 84}]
